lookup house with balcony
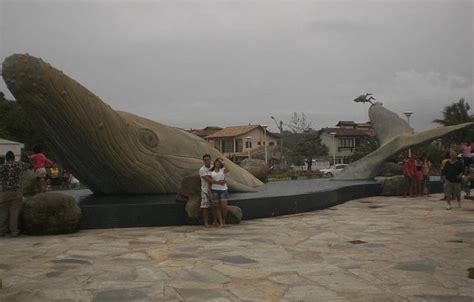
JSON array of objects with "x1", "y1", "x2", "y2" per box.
[
  {"x1": 318, "y1": 121, "x2": 375, "y2": 164},
  {"x1": 205, "y1": 124, "x2": 279, "y2": 162}
]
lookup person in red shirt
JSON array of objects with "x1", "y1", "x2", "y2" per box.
[
  {"x1": 28, "y1": 145, "x2": 54, "y2": 193},
  {"x1": 401, "y1": 153, "x2": 416, "y2": 197}
]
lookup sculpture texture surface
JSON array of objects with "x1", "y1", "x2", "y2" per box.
[
  {"x1": 335, "y1": 102, "x2": 473, "y2": 180},
  {"x1": 2, "y1": 54, "x2": 263, "y2": 194}
]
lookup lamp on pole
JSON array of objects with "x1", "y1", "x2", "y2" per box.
[
  {"x1": 246, "y1": 136, "x2": 252, "y2": 159},
  {"x1": 271, "y1": 116, "x2": 284, "y2": 164},
  {"x1": 403, "y1": 111, "x2": 413, "y2": 157},
  {"x1": 261, "y1": 125, "x2": 268, "y2": 165},
  {"x1": 330, "y1": 132, "x2": 337, "y2": 166}
]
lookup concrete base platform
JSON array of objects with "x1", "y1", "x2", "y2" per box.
[{"x1": 66, "y1": 179, "x2": 382, "y2": 229}]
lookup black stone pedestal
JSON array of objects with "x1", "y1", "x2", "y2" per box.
[{"x1": 65, "y1": 179, "x2": 384, "y2": 229}]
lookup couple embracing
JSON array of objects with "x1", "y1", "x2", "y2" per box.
[{"x1": 199, "y1": 154, "x2": 229, "y2": 227}]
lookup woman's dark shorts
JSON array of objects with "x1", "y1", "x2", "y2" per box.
[{"x1": 212, "y1": 190, "x2": 229, "y2": 202}]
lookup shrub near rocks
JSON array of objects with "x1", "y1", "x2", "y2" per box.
[
  {"x1": 380, "y1": 175, "x2": 406, "y2": 196},
  {"x1": 378, "y1": 162, "x2": 403, "y2": 177},
  {"x1": 22, "y1": 193, "x2": 81, "y2": 235}
]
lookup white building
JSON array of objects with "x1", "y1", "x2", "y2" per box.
[
  {"x1": 205, "y1": 124, "x2": 280, "y2": 163},
  {"x1": 318, "y1": 121, "x2": 375, "y2": 164},
  {"x1": 0, "y1": 138, "x2": 24, "y2": 163}
]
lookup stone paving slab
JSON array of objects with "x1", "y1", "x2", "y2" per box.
[{"x1": 0, "y1": 194, "x2": 473, "y2": 301}]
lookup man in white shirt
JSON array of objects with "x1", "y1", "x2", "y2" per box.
[{"x1": 199, "y1": 154, "x2": 214, "y2": 227}]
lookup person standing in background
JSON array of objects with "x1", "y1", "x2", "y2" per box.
[
  {"x1": 441, "y1": 150, "x2": 464, "y2": 210},
  {"x1": 461, "y1": 142, "x2": 472, "y2": 168},
  {"x1": 29, "y1": 145, "x2": 54, "y2": 193},
  {"x1": 0, "y1": 151, "x2": 30, "y2": 237}
]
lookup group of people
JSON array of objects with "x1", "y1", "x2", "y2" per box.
[
  {"x1": 401, "y1": 143, "x2": 473, "y2": 210},
  {"x1": 0, "y1": 146, "x2": 72, "y2": 237},
  {"x1": 46, "y1": 164, "x2": 73, "y2": 191},
  {"x1": 199, "y1": 154, "x2": 230, "y2": 227},
  {"x1": 401, "y1": 153, "x2": 432, "y2": 198}
]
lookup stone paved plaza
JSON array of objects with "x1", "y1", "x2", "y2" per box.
[{"x1": 0, "y1": 194, "x2": 473, "y2": 302}]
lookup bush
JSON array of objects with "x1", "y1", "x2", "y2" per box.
[{"x1": 22, "y1": 193, "x2": 81, "y2": 235}]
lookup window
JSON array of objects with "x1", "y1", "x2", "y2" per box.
[
  {"x1": 355, "y1": 138, "x2": 361, "y2": 146},
  {"x1": 269, "y1": 142, "x2": 275, "y2": 146},
  {"x1": 221, "y1": 139, "x2": 234, "y2": 153},
  {"x1": 235, "y1": 139, "x2": 243, "y2": 152},
  {"x1": 257, "y1": 141, "x2": 261, "y2": 146},
  {"x1": 245, "y1": 141, "x2": 252, "y2": 149},
  {"x1": 338, "y1": 138, "x2": 355, "y2": 148}
]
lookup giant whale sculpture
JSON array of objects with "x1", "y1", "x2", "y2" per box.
[
  {"x1": 2, "y1": 54, "x2": 263, "y2": 194},
  {"x1": 335, "y1": 99, "x2": 473, "y2": 180}
]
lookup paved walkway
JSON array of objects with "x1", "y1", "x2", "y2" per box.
[{"x1": 0, "y1": 194, "x2": 473, "y2": 302}]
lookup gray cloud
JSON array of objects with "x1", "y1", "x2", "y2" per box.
[{"x1": 0, "y1": 0, "x2": 472, "y2": 133}]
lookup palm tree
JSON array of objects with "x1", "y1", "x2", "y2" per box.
[{"x1": 433, "y1": 98, "x2": 474, "y2": 146}]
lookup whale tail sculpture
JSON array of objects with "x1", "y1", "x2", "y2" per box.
[
  {"x1": 2, "y1": 54, "x2": 263, "y2": 194},
  {"x1": 335, "y1": 102, "x2": 473, "y2": 180}
]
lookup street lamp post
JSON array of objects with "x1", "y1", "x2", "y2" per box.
[
  {"x1": 261, "y1": 125, "x2": 268, "y2": 165},
  {"x1": 271, "y1": 116, "x2": 284, "y2": 164},
  {"x1": 403, "y1": 111, "x2": 413, "y2": 157},
  {"x1": 330, "y1": 132, "x2": 337, "y2": 167},
  {"x1": 246, "y1": 136, "x2": 252, "y2": 159}
]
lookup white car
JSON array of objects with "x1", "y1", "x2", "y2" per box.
[{"x1": 320, "y1": 164, "x2": 348, "y2": 177}]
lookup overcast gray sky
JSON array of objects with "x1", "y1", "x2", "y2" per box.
[{"x1": 1, "y1": 0, "x2": 473, "y2": 133}]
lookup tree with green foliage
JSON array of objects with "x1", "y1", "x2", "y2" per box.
[
  {"x1": 284, "y1": 130, "x2": 328, "y2": 167},
  {"x1": 0, "y1": 91, "x2": 56, "y2": 158},
  {"x1": 433, "y1": 98, "x2": 474, "y2": 146}
]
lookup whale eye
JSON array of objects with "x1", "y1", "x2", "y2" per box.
[{"x1": 139, "y1": 128, "x2": 159, "y2": 148}]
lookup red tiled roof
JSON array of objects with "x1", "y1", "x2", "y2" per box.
[
  {"x1": 190, "y1": 129, "x2": 208, "y2": 137},
  {"x1": 206, "y1": 125, "x2": 260, "y2": 138},
  {"x1": 188, "y1": 126, "x2": 223, "y2": 138}
]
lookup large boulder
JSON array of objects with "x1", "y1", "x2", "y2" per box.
[
  {"x1": 176, "y1": 175, "x2": 242, "y2": 224},
  {"x1": 176, "y1": 175, "x2": 201, "y2": 203},
  {"x1": 380, "y1": 175, "x2": 406, "y2": 196},
  {"x1": 227, "y1": 206, "x2": 243, "y2": 224},
  {"x1": 22, "y1": 192, "x2": 81, "y2": 235},
  {"x1": 239, "y1": 159, "x2": 269, "y2": 182}
]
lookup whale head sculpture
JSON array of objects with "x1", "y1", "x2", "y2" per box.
[{"x1": 2, "y1": 54, "x2": 263, "y2": 194}]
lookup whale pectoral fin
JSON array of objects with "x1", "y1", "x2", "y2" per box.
[
  {"x1": 335, "y1": 122, "x2": 474, "y2": 180},
  {"x1": 226, "y1": 177, "x2": 259, "y2": 193},
  {"x1": 404, "y1": 122, "x2": 474, "y2": 149}
]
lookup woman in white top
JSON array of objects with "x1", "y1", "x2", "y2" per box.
[{"x1": 210, "y1": 158, "x2": 230, "y2": 227}]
